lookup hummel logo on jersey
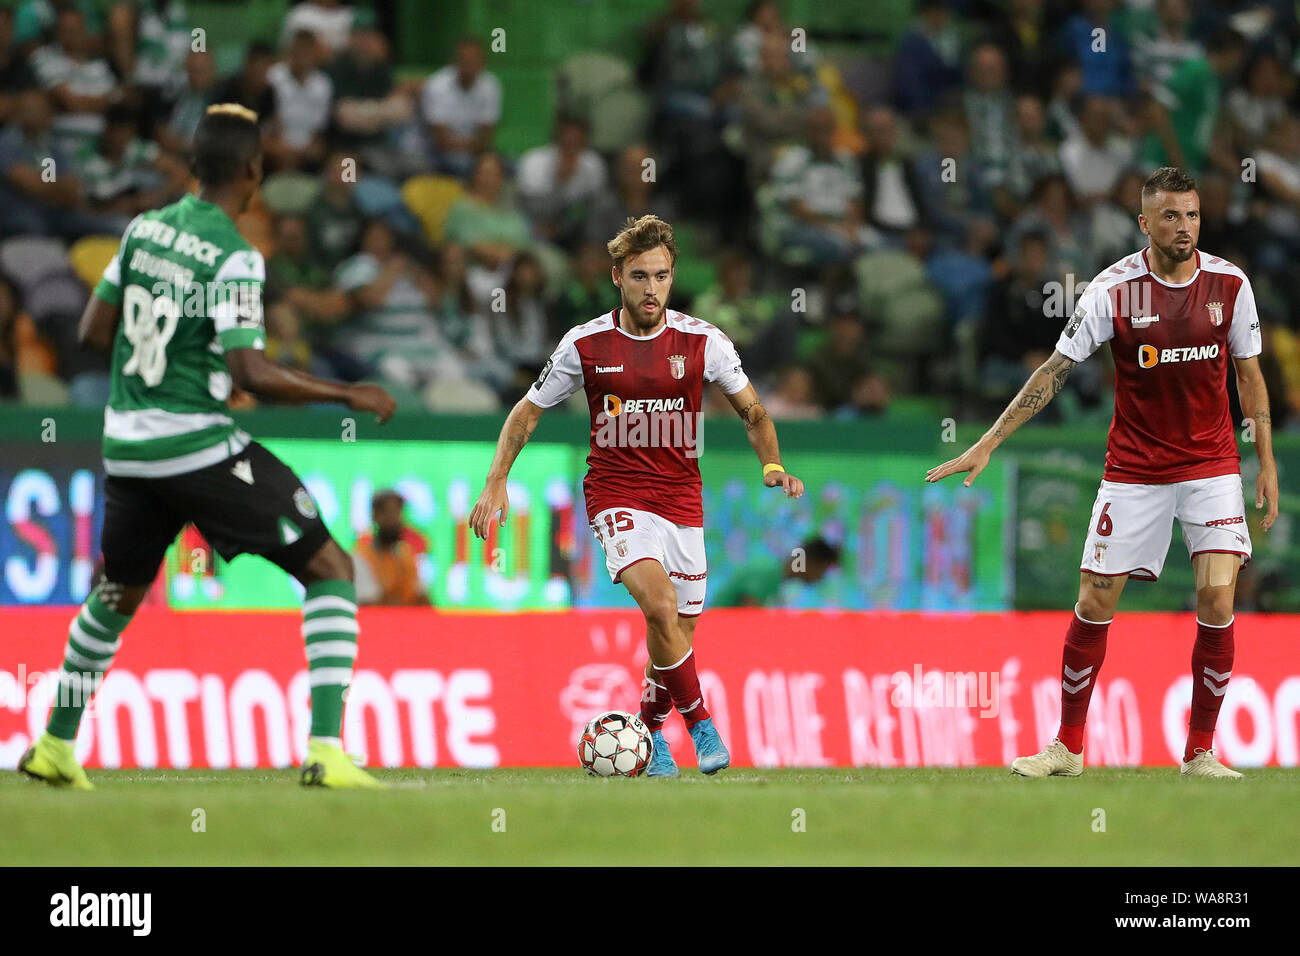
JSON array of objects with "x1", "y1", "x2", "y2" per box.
[
  {"x1": 595, "y1": 364, "x2": 624, "y2": 373},
  {"x1": 231, "y1": 459, "x2": 254, "y2": 484},
  {"x1": 1130, "y1": 314, "x2": 1160, "y2": 327},
  {"x1": 1063, "y1": 664, "x2": 1094, "y2": 694},
  {"x1": 1138, "y1": 343, "x2": 1220, "y2": 368}
]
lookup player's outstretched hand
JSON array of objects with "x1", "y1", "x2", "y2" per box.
[
  {"x1": 765, "y1": 470, "x2": 804, "y2": 498},
  {"x1": 347, "y1": 383, "x2": 396, "y2": 424},
  {"x1": 926, "y1": 441, "x2": 991, "y2": 487},
  {"x1": 1257, "y1": 464, "x2": 1280, "y2": 532},
  {"x1": 469, "y1": 478, "x2": 509, "y2": 539}
]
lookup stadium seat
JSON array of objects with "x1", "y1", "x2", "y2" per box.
[
  {"x1": 671, "y1": 257, "x2": 716, "y2": 301},
  {"x1": 0, "y1": 236, "x2": 70, "y2": 292},
  {"x1": 17, "y1": 370, "x2": 70, "y2": 406},
  {"x1": 68, "y1": 235, "x2": 121, "y2": 288},
  {"x1": 854, "y1": 249, "x2": 946, "y2": 358},
  {"x1": 259, "y1": 172, "x2": 321, "y2": 217},
  {"x1": 24, "y1": 272, "x2": 88, "y2": 327},
  {"x1": 589, "y1": 86, "x2": 650, "y2": 156},
  {"x1": 354, "y1": 176, "x2": 421, "y2": 236},
  {"x1": 401, "y1": 175, "x2": 464, "y2": 245},
  {"x1": 423, "y1": 375, "x2": 500, "y2": 412},
  {"x1": 555, "y1": 51, "x2": 634, "y2": 121},
  {"x1": 493, "y1": 65, "x2": 557, "y2": 157},
  {"x1": 67, "y1": 371, "x2": 112, "y2": 408}
]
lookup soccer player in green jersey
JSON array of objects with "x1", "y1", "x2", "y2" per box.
[{"x1": 18, "y1": 104, "x2": 397, "y2": 790}]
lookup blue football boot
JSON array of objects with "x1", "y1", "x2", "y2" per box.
[
  {"x1": 646, "y1": 729, "x2": 679, "y2": 777},
  {"x1": 689, "y1": 717, "x2": 730, "y2": 774}
]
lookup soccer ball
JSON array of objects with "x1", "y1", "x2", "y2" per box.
[{"x1": 577, "y1": 711, "x2": 654, "y2": 777}]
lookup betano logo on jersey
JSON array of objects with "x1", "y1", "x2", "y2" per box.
[
  {"x1": 596, "y1": 394, "x2": 700, "y2": 457},
  {"x1": 602, "y1": 395, "x2": 686, "y2": 417},
  {"x1": 1138, "y1": 343, "x2": 1220, "y2": 368}
]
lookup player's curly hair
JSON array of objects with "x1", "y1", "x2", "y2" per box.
[
  {"x1": 1142, "y1": 166, "x2": 1198, "y2": 199},
  {"x1": 607, "y1": 214, "x2": 678, "y2": 272}
]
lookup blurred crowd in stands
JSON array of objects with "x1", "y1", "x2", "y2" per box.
[{"x1": 3, "y1": 0, "x2": 1300, "y2": 429}]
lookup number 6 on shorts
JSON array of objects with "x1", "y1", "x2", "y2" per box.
[{"x1": 1096, "y1": 501, "x2": 1113, "y2": 537}]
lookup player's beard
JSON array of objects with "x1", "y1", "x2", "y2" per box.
[
  {"x1": 622, "y1": 293, "x2": 665, "y2": 333},
  {"x1": 1155, "y1": 235, "x2": 1196, "y2": 263}
]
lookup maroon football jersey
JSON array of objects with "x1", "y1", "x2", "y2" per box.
[
  {"x1": 527, "y1": 309, "x2": 748, "y2": 526},
  {"x1": 1056, "y1": 249, "x2": 1262, "y2": 484}
]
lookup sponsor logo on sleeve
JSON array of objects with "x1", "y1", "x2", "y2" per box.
[
  {"x1": 1064, "y1": 303, "x2": 1086, "y2": 338},
  {"x1": 534, "y1": 358, "x2": 553, "y2": 389}
]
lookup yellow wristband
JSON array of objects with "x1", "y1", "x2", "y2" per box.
[{"x1": 763, "y1": 463, "x2": 786, "y2": 477}]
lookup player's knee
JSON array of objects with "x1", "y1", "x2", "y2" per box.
[
  {"x1": 327, "y1": 543, "x2": 355, "y2": 584},
  {"x1": 301, "y1": 538, "x2": 354, "y2": 585},
  {"x1": 1197, "y1": 586, "x2": 1234, "y2": 626},
  {"x1": 1075, "y1": 587, "x2": 1116, "y2": 624},
  {"x1": 95, "y1": 579, "x2": 148, "y2": 617},
  {"x1": 643, "y1": 593, "x2": 680, "y2": 637}
]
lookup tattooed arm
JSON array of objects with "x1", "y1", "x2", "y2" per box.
[
  {"x1": 469, "y1": 397, "x2": 545, "y2": 538},
  {"x1": 926, "y1": 349, "x2": 1078, "y2": 486},
  {"x1": 1234, "y1": 355, "x2": 1279, "y2": 531},
  {"x1": 985, "y1": 349, "x2": 1079, "y2": 445},
  {"x1": 724, "y1": 383, "x2": 804, "y2": 498}
]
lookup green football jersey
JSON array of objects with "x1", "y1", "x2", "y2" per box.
[{"x1": 93, "y1": 193, "x2": 267, "y2": 477}]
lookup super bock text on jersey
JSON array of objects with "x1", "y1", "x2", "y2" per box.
[{"x1": 92, "y1": 194, "x2": 329, "y2": 584}]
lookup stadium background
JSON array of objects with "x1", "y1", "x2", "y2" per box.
[{"x1": 0, "y1": 0, "x2": 1298, "y2": 770}]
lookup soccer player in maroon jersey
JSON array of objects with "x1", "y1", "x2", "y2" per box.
[
  {"x1": 927, "y1": 167, "x2": 1279, "y2": 778},
  {"x1": 469, "y1": 215, "x2": 805, "y2": 775}
]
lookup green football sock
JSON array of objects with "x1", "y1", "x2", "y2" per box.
[
  {"x1": 47, "y1": 590, "x2": 131, "y2": 740},
  {"x1": 302, "y1": 580, "x2": 359, "y2": 739}
]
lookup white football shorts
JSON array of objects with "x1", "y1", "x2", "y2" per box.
[
  {"x1": 1079, "y1": 473, "x2": 1252, "y2": 581},
  {"x1": 589, "y1": 506, "x2": 707, "y2": 615}
]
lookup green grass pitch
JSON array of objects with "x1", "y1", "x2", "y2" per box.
[{"x1": 3, "y1": 767, "x2": 1297, "y2": 866}]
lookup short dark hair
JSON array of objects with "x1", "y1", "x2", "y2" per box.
[
  {"x1": 803, "y1": 537, "x2": 841, "y2": 566},
  {"x1": 245, "y1": 41, "x2": 275, "y2": 62},
  {"x1": 372, "y1": 489, "x2": 404, "y2": 512},
  {"x1": 190, "y1": 103, "x2": 261, "y2": 187},
  {"x1": 105, "y1": 102, "x2": 139, "y2": 128},
  {"x1": 1142, "y1": 166, "x2": 1198, "y2": 201},
  {"x1": 1206, "y1": 29, "x2": 1245, "y2": 57}
]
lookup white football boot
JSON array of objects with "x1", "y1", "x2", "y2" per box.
[
  {"x1": 1011, "y1": 738, "x2": 1083, "y2": 777},
  {"x1": 1180, "y1": 748, "x2": 1242, "y2": 779}
]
